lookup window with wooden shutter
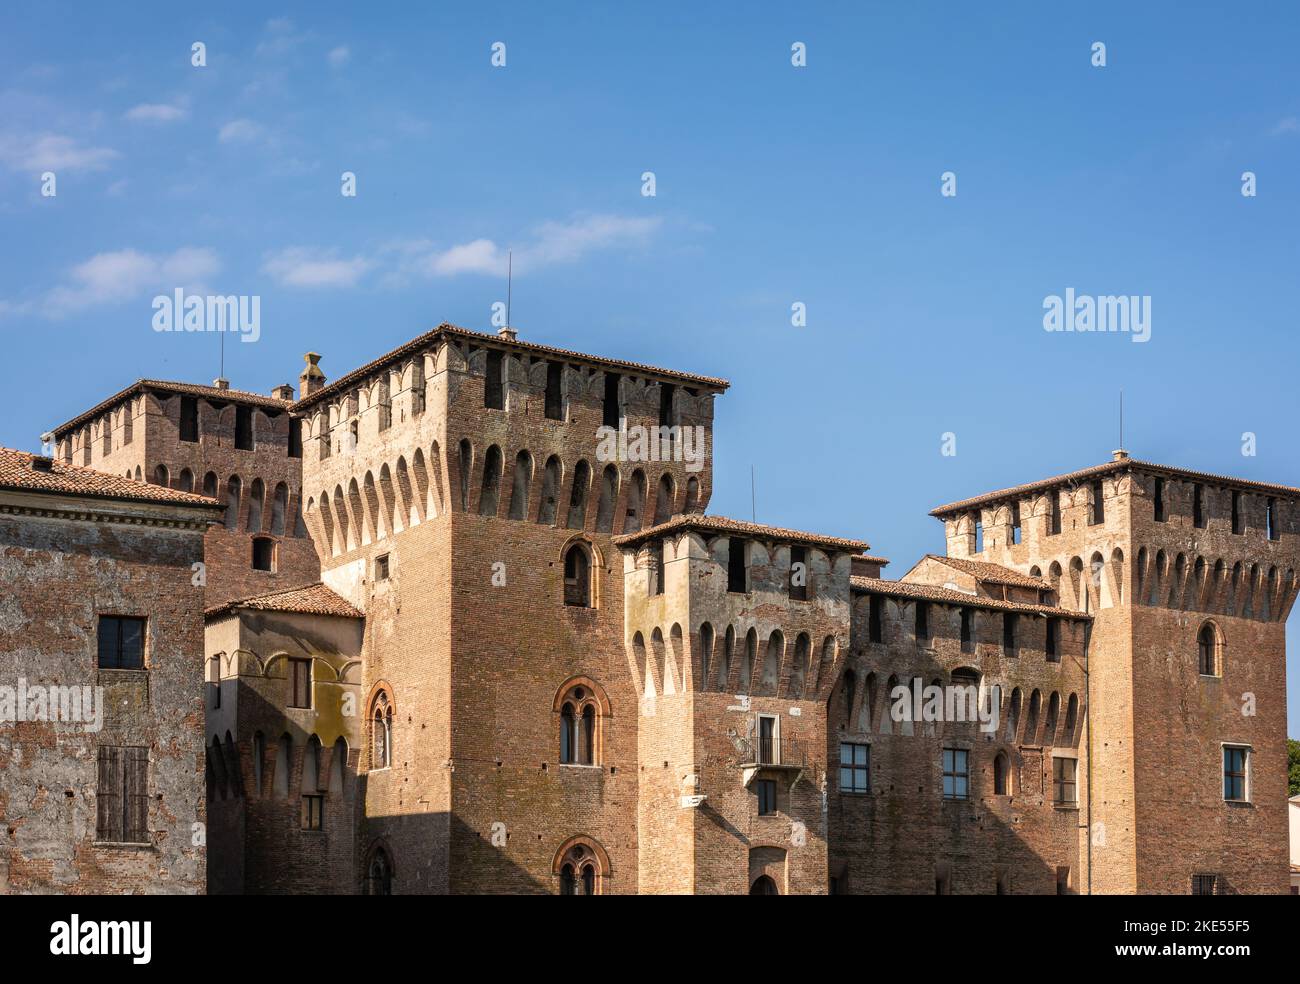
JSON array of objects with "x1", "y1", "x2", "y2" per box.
[{"x1": 96, "y1": 745, "x2": 148, "y2": 843}]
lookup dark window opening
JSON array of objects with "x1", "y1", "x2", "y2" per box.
[
  {"x1": 97, "y1": 615, "x2": 145, "y2": 670},
  {"x1": 179, "y1": 397, "x2": 199, "y2": 443},
  {"x1": 1154, "y1": 478, "x2": 1165, "y2": 522},
  {"x1": 602, "y1": 372, "x2": 621, "y2": 428},
  {"x1": 650, "y1": 540, "x2": 665, "y2": 596},
  {"x1": 1002, "y1": 613, "x2": 1017, "y2": 656},
  {"x1": 288, "y1": 658, "x2": 311, "y2": 709},
  {"x1": 915, "y1": 601, "x2": 929, "y2": 643},
  {"x1": 235, "y1": 406, "x2": 254, "y2": 450},
  {"x1": 1231, "y1": 492, "x2": 1241, "y2": 534},
  {"x1": 375, "y1": 554, "x2": 390, "y2": 581},
  {"x1": 868, "y1": 595, "x2": 883, "y2": 643},
  {"x1": 789, "y1": 545, "x2": 807, "y2": 601},
  {"x1": 1045, "y1": 617, "x2": 1059, "y2": 662},
  {"x1": 756, "y1": 779, "x2": 777, "y2": 816},
  {"x1": 1193, "y1": 484, "x2": 1206, "y2": 529},
  {"x1": 1011, "y1": 503, "x2": 1021, "y2": 544},
  {"x1": 545, "y1": 361, "x2": 564, "y2": 420},
  {"x1": 1090, "y1": 481, "x2": 1104, "y2": 525},
  {"x1": 1267, "y1": 498, "x2": 1279, "y2": 541},
  {"x1": 1049, "y1": 493, "x2": 1062, "y2": 535},
  {"x1": 252, "y1": 536, "x2": 275, "y2": 572},
  {"x1": 564, "y1": 544, "x2": 591, "y2": 607},
  {"x1": 288, "y1": 417, "x2": 302, "y2": 458},
  {"x1": 301, "y1": 794, "x2": 323, "y2": 831},
  {"x1": 727, "y1": 538, "x2": 748, "y2": 593},
  {"x1": 658, "y1": 383, "x2": 676, "y2": 427},
  {"x1": 960, "y1": 608, "x2": 973, "y2": 653},
  {"x1": 485, "y1": 350, "x2": 504, "y2": 409}
]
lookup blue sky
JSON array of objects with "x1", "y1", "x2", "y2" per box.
[{"x1": 2, "y1": 2, "x2": 1299, "y2": 733}]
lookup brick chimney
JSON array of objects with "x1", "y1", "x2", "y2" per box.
[
  {"x1": 300, "y1": 353, "x2": 326, "y2": 399},
  {"x1": 212, "y1": 378, "x2": 230, "y2": 390},
  {"x1": 271, "y1": 384, "x2": 295, "y2": 401},
  {"x1": 497, "y1": 326, "x2": 518, "y2": 342}
]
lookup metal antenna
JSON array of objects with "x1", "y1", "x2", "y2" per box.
[
  {"x1": 751, "y1": 465, "x2": 756, "y2": 523},
  {"x1": 220, "y1": 324, "x2": 225, "y2": 381},
  {"x1": 1119, "y1": 389, "x2": 1124, "y2": 450},
  {"x1": 506, "y1": 249, "x2": 512, "y2": 329}
]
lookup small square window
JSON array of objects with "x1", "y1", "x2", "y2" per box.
[
  {"x1": 839, "y1": 742, "x2": 869, "y2": 794},
  {"x1": 97, "y1": 615, "x2": 145, "y2": 670},
  {"x1": 942, "y1": 748, "x2": 968, "y2": 800},
  {"x1": 252, "y1": 537, "x2": 276, "y2": 572},
  {"x1": 1192, "y1": 873, "x2": 1217, "y2": 896},
  {"x1": 756, "y1": 779, "x2": 777, "y2": 816}
]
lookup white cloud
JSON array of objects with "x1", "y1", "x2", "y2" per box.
[
  {"x1": 1271, "y1": 116, "x2": 1298, "y2": 136},
  {"x1": 404, "y1": 214, "x2": 663, "y2": 280},
  {"x1": 124, "y1": 102, "x2": 188, "y2": 124},
  {"x1": 218, "y1": 119, "x2": 265, "y2": 143},
  {"x1": 25, "y1": 247, "x2": 221, "y2": 317},
  {"x1": 0, "y1": 133, "x2": 118, "y2": 173},
  {"x1": 328, "y1": 46, "x2": 351, "y2": 69},
  {"x1": 262, "y1": 247, "x2": 372, "y2": 288}
]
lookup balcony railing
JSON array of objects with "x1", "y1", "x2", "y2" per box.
[{"x1": 737, "y1": 734, "x2": 806, "y2": 770}]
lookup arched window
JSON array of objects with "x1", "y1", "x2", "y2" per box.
[
  {"x1": 274, "y1": 733, "x2": 292, "y2": 799},
  {"x1": 1198, "y1": 622, "x2": 1221, "y2": 676},
  {"x1": 567, "y1": 460, "x2": 590, "y2": 529},
  {"x1": 554, "y1": 839, "x2": 608, "y2": 895},
  {"x1": 1044, "y1": 692, "x2": 1060, "y2": 746},
  {"x1": 538, "y1": 455, "x2": 561, "y2": 525},
  {"x1": 685, "y1": 477, "x2": 699, "y2": 514},
  {"x1": 271, "y1": 482, "x2": 288, "y2": 536},
  {"x1": 479, "y1": 445, "x2": 502, "y2": 516},
  {"x1": 556, "y1": 679, "x2": 606, "y2": 766},
  {"x1": 203, "y1": 471, "x2": 217, "y2": 497},
  {"x1": 370, "y1": 690, "x2": 393, "y2": 770},
  {"x1": 622, "y1": 470, "x2": 645, "y2": 533},
  {"x1": 595, "y1": 465, "x2": 619, "y2": 533},
  {"x1": 365, "y1": 846, "x2": 393, "y2": 895},
  {"x1": 993, "y1": 750, "x2": 1010, "y2": 795},
  {"x1": 247, "y1": 477, "x2": 265, "y2": 532},
  {"x1": 225, "y1": 476, "x2": 242, "y2": 530},
  {"x1": 152, "y1": 464, "x2": 169, "y2": 487},
  {"x1": 563, "y1": 542, "x2": 591, "y2": 607},
  {"x1": 698, "y1": 623, "x2": 714, "y2": 691},
  {"x1": 1064, "y1": 694, "x2": 1080, "y2": 744},
  {"x1": 654, "y1": 474, "x2": 675, "y2": 525},
  {"x1": 508, "y1": 450, "x2": 532, "y2": 520},
  {"x1": 177, "y1": 468, "x2": 194, "y2": 493}
]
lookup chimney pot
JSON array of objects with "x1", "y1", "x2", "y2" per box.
[
  {"x1": 299, "y1": 352, "x2": 327, "y2": 398},
  {"x1": 213, "y1": 378, "x2": 230, "y2": 391},
  {"x1": 497, "y1": 326, "x2": 518, "y2": 342},
  {"x1": 1112, "y1": 448, "x2": 1129, "y2": 461},
  {"x1": 272, "y1": 384, "x2": 296, "y2": 401}
]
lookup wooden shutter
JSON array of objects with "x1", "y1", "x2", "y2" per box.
[
  {"x1": 96, "y1": 745, "x2": 122, "y2": 841},
  {"x1": 125, "y1": 747, "x2": 149, "y2": 842}
]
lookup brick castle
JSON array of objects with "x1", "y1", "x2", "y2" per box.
[{"x1": 1, "y1": 322, "x2": 1294, "y2": 894}]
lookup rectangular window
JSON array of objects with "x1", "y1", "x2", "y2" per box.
[
  {"x1": 320, "y1": 432, "x2": 331, "y2": 460},
  {"x1": 1223, "y1": 745, "x2": 1249, "y2": 802},
  {"x1": 658, "y1": 382, "x2": 676, "y2": 426},
  {"x1": 180, "y1": 396, "x2": 199, "y2": 443},
  {"x1": 1090, "y1": 480, "x2": 1104, "y2": 525},
  {"x1": 602, "y1": 372, "x2": 621, "y2": 428},
  {"x1": 289, "y1": 657, "x2": 312, "y2": 709},
  {"x1": 1191, "y1": 874, "x2": 1217, "y2": 896},
  {"x1": 756, "y1": 778, "x2": 777, "y2": 816},
  {"x1": 789, "y1": 545, "x2": 807, "y2": 601},
  {"x1": 1267, "y1": 498, "x2": 1279, "y2": 541},
  {"x1": 1231, "y1": 492, "x2": 1241, "y2": 534},
  {"x1": 1154, "y1": 478, "x2": 1165, "y2": 522},
  {"x1": 840, "y1": 742, "x2": 869, "y2": 794},
  {"x1": 375, "y1": 554, "x2": 390, "y2": 581},
  {"x1": 915, "y1": 601, "x2": 929, "y2": 643},
  {"x1": 1011, "y1": 503, "x2": 1021, "y2": 544},
  {"x1": 757, "y1": 715, "x2": 778, "y2": 765},
  {"x1": 974, "y1": 518, "x2": 983, "y2": 553},
  {"x1": 235, "y1": 405, "x2": 254, "y2": 450},
  {"x1": 288, "y1": 416, "x2": 302, "y2": 458},
  {"x1": 942, "y1": 748, "x2": 969, "y2": 800},
  {"x1": 96, "y1": 745, "x2": 148, "y2": 843},
  {"x1": 1002, "y1": 612, "x2": 1017, "y2": 656},
  {"x1": 545, "y1": 361, "x2": 564, "y2": 420},
  {"x1": 650, "y1": 540, "x2": 665, "y2": 596},
  {"x1": 1193, "y1": 484, "x2": 1206, "y2": 529},
  {"x1": 1045, "y1": 617, "x2": 1059, "y2": 662},
  {"x1": 727, "y1": 538, "x2": 748, "y2": 593},
  {"x1": 1049, "y1": 494, "x2": 1062, "y2": 535},
  {"x1": 1053, "y1": 757, "x2": 1077, "y2": 805},
  {"x1": 251, "y1": 537, "x2": 275, "y2": 572},
  {"x1": 868, "y1": 595, "x2": 883, "y2": 643},
  {"x1": 97, "y1": 615, "x2": 145, "y2": 670},
  {"x1": 960, "y1": 608, "x2": 973, "y2": 653},
  {"x1": 484, "y1": 350, "x2": 504, "y2": 409},
  {"x1": 301, "y1": 794, "x2": 324, "y2": 831}
]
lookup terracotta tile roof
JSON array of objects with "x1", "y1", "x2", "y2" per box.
[
  {"x1": 921, "y1": 555, "x2": 1050, "y2": 590},
  {"x1": 856, "y1": 555, "x2": 891, "y2": 566},
  {"x1": 293, "y1": 322, "x2": 730, "y2": 412},
  {"x1": 930, "y1": 456, "x2": 1300, "y2": 517},
  {"x1": 0, "y1": 447, "x2": 222, "y2": 508},
  {"x1": 53, "y1": 379, "x2": 293, "y2": 438},
  {"x1": 613, "y1": 514, "x2": 870, "y2": 552},
  {"x1": 850, "y1": 575, "x2": 1088, "y2": 618},
  {"x1": 205, "y1": 582, "x2": 363, "y2": 620}
]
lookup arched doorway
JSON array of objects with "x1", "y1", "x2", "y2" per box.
[{"x1": 750, "y1": 875, "x2": 779, "y2": 895}]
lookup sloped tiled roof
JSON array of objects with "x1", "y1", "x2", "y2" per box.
[
  {"x1": 921, "y1": 555, "x2": 1050, "y2": 590},
  {"x1": 205, "y1": 582, "x2": 363, "y2": 620},
  {"x1": 53, "y1": 379, "x2": 293, "y2": 438},
  {"x1": 613, "y1": 514, "x2": 870, "y2": 553},
  {"x1": 0, "y1": 448, "x2": 222, "y2": 508},
  {"x1": 850, "y1": 575, "x2": 1088, "y2": 618},
  {"x1": 293, "y1": 322, "x2": 730, "y2": 412},
  {"x1": 930, "y1": 457, "x2": 1300, "y2": 517}
]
